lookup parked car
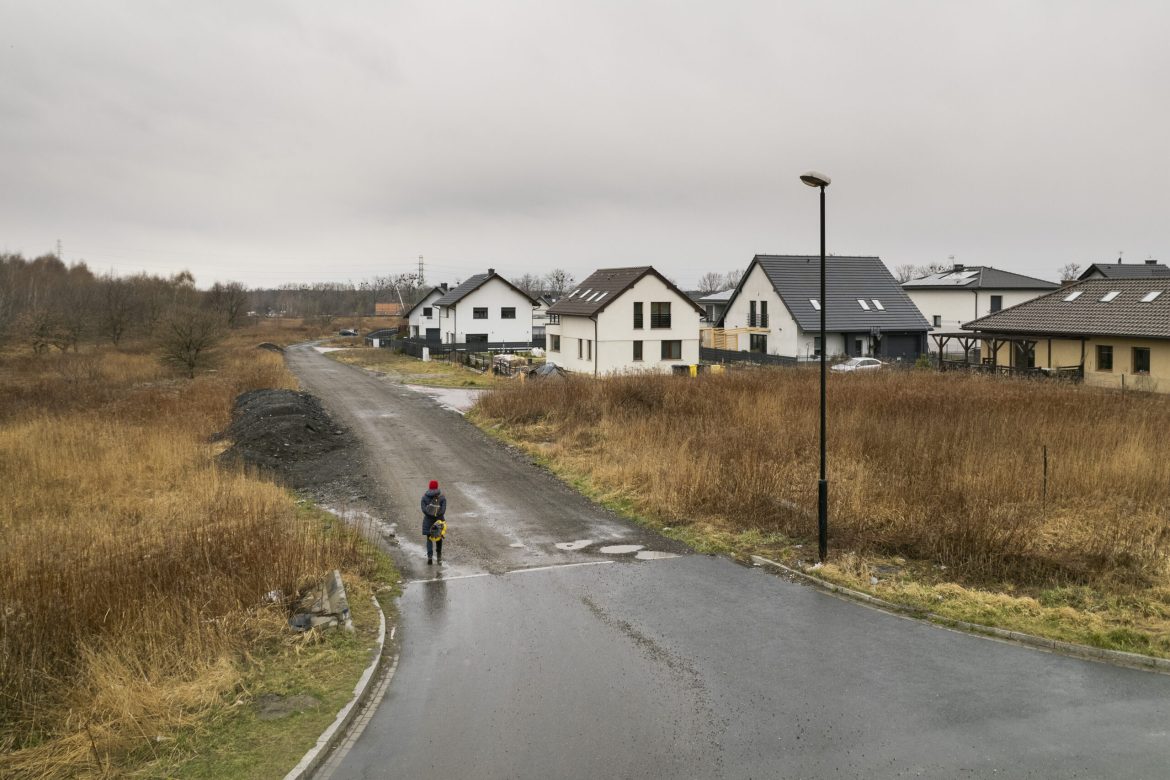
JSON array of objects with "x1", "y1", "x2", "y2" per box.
[
  {"x1": 831, "y1": 357, "x2": 883, "y2": 373},
  {"x1": 338, "y1": 329, "x2": 358, "y2": 337}
]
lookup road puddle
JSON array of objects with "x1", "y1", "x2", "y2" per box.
[
  {"x1": 555, "y1": 540, "x2": 593, "y2": 551},
  {"x1": 598, "y1": 544, "x2": 644, "y2": 554},
  {"x1": 635, "y1": 551, "x2": 679, "y2": 560}
]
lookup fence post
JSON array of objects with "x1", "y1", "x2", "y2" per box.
[{"x1": 1042, "y1": 445, "x2": 1048, "y2": 506}]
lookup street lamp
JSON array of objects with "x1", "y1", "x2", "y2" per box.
[{"x1": 800, "y1": 171, "x2": 831, "y2": 562}]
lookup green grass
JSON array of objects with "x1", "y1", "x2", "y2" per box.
[{"x1": 329, "y1": 348, "x2": 504, "y2": 388}]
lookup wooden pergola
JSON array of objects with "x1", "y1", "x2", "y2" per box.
[{"x1": 931, "y1": 330, "x2": 1087, "y2": 378}]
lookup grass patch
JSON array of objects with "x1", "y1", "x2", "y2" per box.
[
  {"x1": 471, "y1": 369, "x2": 1170, "y2": 658},
  {"x1": 1, "y1": 322, "x2": 399, "y2": 778},
  {"x1": 330, "y1": 348, "x2": 505, "y2": 388}
]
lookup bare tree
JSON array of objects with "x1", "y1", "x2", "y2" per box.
[
  {"x1": 206, "y1": 281, "x2": 249, "y2": 329},
  {"x1": 97, "y1": 276, "x2": 136, "y2": 346},
  {"x1": 894, "y1": 264, "x2": 919, "y2": 283},
  {"x1": 544, "y1": 269, "x2": 574, "y2": 297},
  {"x1": 158, "y1": 308, "x2": 223, "y2": 379},
  {"x1": 721, "y1": 269, "x2": 744, "y2": 290},
  {"x1": 1057, "y1": 262, "x2": 1082, "y2": 283},
  {"x1": 513, "y1": 273, "x2": 543, "y2": 296},
  {"x1": 696, "y1": 272, "x2": 726, "y2": 295}
]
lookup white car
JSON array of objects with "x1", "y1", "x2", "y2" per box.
[{"x1": 831, "y1": 357, "x2": 883, "y2": 373}]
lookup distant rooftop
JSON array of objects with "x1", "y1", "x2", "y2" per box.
[
  {"x1": 902, "y1": 265, "x2": 1057, "y2": 290},
  {"x1": 1077, "y1": 260, "x2": 1169, "y2": 281}
]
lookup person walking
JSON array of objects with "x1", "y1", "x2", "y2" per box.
[{"x1": 421, "y1": 479, "x2": 447, "y2": 565}]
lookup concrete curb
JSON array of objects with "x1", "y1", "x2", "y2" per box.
[
  {"x1": 283, "y1": 596, "x2": 389, "y2": 780},
  {"x1": 750, "y1": 554, "x2": 1170, "y2": 675}
]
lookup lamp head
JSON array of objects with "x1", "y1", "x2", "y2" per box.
[{"x1": 800, "y1": 171, "x2": 831, "y2": 188}]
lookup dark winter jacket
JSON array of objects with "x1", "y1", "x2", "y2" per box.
[{"x1": 421, "y1": 488, "x2": 446, "y2": 535}]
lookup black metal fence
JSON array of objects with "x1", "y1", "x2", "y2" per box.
[
  {"x1": 397, "y1": 338, "x2": 543, "y2": 359},
  {"x1": 700, "y1": 347, "x2": 797, "y2": 367}
]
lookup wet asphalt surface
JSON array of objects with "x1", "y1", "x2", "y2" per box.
[{"x1": 286, "y1": 346, "x2": 1170, "y2": 779}]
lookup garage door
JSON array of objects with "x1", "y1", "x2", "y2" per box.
[{"x1": 881, "y1": 335, "x2": 921, "y2": 362}]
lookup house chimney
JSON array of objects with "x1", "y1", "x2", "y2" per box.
[
  {"x1": 488, "y1": 268, "x2": 495, "y2": 275},
  {"x1": 440, "y1": 283, "x2": 448, "y2": 291},
  {"x1": 952, "y1": 263, "x2": 965, "y2": 272},
  {"x1": 1146, "y1": 259, "x2": 1158, "y2": 265}
]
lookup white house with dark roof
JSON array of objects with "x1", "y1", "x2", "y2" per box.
[
  {"x1": 545, "y1": 266, "x2": 704, "y2": 374},
  {"x1": 901, "y1": 264, "x2": 1058, "y2": 351},
  {"x1": 433, "y1": 270, "x2": 537, "y2": 345},
  {"x1": 403, "y1": 285, "x2": 447, "y2": 341},
  {"x1": 717, "y1": 255, "x2": 930, "y2": 361},
  {"x1": 963, "y1": 278, "x2": 1170, "y2": 393}
]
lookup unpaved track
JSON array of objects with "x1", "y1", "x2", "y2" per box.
[{"x1": 287, "y1": 345, "x2": 1170, "y2": 780}]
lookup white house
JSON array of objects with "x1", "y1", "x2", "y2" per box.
[
  {"x1": 433, "y1": 269, "x2": 537, "y2": 345},
  {"x1": 545, "y1": 266, "x2": 704, "y2": 374},
  {"x1": 404, "y1": 285, "x2": 447, "y2": 341},
  {"x1": 531, "y1": 295, "x2": 555, "y2": 343},
  {"x1": 902, "y1": 264, "x2": 1058, "y2": 352},
  {"x1": 697, "y1": 289, "x2": 734, "y2": 324},
  {"x1": 718, "y1": 255, "x2": 930, "y2": 361}
]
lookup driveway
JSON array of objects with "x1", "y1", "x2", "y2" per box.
[{"x1": 285, "y1": 345, "x2": 1170, "y2": 779}]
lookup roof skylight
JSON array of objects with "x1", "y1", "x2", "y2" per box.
[
  {"x1": 857, "y1": 299, "x2": 870, "y2": 310},
  {"x1": 809, "y1": 299, "x2": 821, "y2": 311},
  {"x1": 1063, "y1": 291, "x2": 1083, "y2": 302},
  {"x1": 1141, "y1": 291, "x2": 1163, "y2": 302},
  {"x1": 595, "y1": 291, "x2": 608, "y2": 301},
  {"x1": 871, "y1": 300, "x2": 884, "y2": 310},
  {"x1": 568, "y1": 289, "x2": 580, "y2": 298},
  {"x1": 1100, "y1": 291, "x2": 1120, "y2": 302}
]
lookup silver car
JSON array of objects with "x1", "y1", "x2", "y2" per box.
[{"x1": 831, "y1": 357, "x2": 883, "y2": 373}]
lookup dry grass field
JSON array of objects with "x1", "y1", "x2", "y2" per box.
[
  {"x1": 475, "y1": 367, "x2": 1170, "y2": 654},
  {"x1": 0, "y1": 321, "x2": 389, "y2": 777}
]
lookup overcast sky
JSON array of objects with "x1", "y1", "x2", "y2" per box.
[{"x1": 2, "y1": 1, "x2": 1167, "y2": 289}]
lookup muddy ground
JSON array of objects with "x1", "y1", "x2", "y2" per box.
[{"x1": 216, "y1": 388, "x2": 385, "y2": 510}]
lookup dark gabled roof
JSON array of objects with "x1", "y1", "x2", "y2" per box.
[
  {"x1": 902, "y1": 265, "x2": 1058, "y2": 290},
  {"x1": 721, "y1": 255, "x2": 929, "y2": 332},
  {"x1": 434, "y1": 271, "x2": 537, "y2": 307},
  {"x1": 547, "y1": 266, "x2": 704, "y2": 318},
  {"x1": 401, "y1": 286, "x2": 445, "y2": 319},
  {"x1": 1077, "y1": 261, "x2": 1170, "y2": 280},
  {"x1": 964, "y1": 278, "x2": 1170, "y2": 339}
]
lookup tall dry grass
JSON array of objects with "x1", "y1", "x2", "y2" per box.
[
  {"x1": 477, "y1": 368, "x2": 1170, "y2": 585},
  {"x1": 0, "y1": 329, "x2": 380, "y2": 776}
]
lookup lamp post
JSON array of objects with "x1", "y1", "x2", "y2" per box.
[{"x1": 800, "y1": 171, "x2": 831, "y2": 562}]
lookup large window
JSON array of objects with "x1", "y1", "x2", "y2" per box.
[
  {"x1": 1133, "y1": 347, "x2": 1151, "y2": 374},
  {"x1": 990, "y1": 295, "x2": 1003, "y2": 313},
  {"x1": 550, "y1": 334, "x2": 560, "y2": 352},
  {"x1": 501, "y1": 307, "x2": 516, "y2": 319},
  {"x1": 813, "y1": 337, "x2": 822, "y2": 357},
  {"x1": 750, "y1": 334, "x2": 767, "y2": 354},
  {"x1": 650, "y1": 302, "x2": 671, "y2": 329},
  {"x1": 633, "y1": 302, "x2": 643, "y2": 329},
  {"x1": 760, "y1": 300, "x2": 768, "y2": 328},
  {"x1": 1096, "y1": 345, "x2": 1113, "y2": 372},
  {"x1": 661, "y1": 340, "x2": 681, "y2": 360},
  {"x1": 749, "y1": 300, "x2": 757, "y2": 327},
  {"x1": 932, "y1": 315, "x2": 942, "y2": 327},
  {"x1": 473, "y1": 307, "x2": 488, "y2": 319},
  {"x1": 633, "y1": 340, "x2": 643, "y2": 361},
  {"x1": 423, "y1": 306, "x2": 432, "y2": 318}
]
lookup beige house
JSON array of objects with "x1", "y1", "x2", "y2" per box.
[{"x1": 962, "y1": 278, "x2": 1170, "y2": 393}]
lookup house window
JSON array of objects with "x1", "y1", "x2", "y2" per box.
[
  {"x1": 650, "y1": 302, "x2": 671, "y2": 329},
  {"x1": 990, "y1": 295, "x2": 1003, "y2": 312},
  {"x1": 423, "y1": 306, "x2": 432, "y2": 318},
  {"x1": 633, "y1": 302, "x2": 643, "y2": 329},
  {"x1": 501, "y1": 307, "x2": 516, "y2": 319},
  {"x1": 661, "y1": 340, "x2": 682, "y2": 360},
  {"x1": 813, "y1": 337, "x2": 822, "y2": 357},
  {"x1": 749, "y1": 300, "x2": 757, "y2": 327},
  {"x1": 548, "y1": 314, "x2": 560, "y2": 324},
  {"x1": 809, "y1": 299, "x2": 821, "y2": 311},
  {"x1": 578, "y1": 339, "x2": 583, "y2": 359},
  {"x1": 1096, "y1": 345, "x2": 1113, "y2": 371},
  {"x1": 587, "y1": 339, "x2": 592, "y2": 361},
  {"x1": 550, "y1": 335, "x2": 560, "y2": 352},
  {"x1": 1133, "y1": 347, "x2": 1151, "y2": 374},
  {"x1": 932, "y1": 315, "x2": 942, "y2": 327},
  {"x1": 473, "y1": 307, "x2": 488, "y2": 319},
  {"x1": 633, "y1": 340, "x2": 643, "y2": 361},
  {"x1": 760, "y1": 300, "x2": 768, "y2": 328},
  {"x1": 749, "y1": 334, "x2": 767, "y2": 354},
  {"x1": 857, "y1": 299, "x2": 870, "y2": 310}
]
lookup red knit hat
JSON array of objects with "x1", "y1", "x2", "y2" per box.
[{"x1": 428, "y1": 480, "x2": 439, "y2": 490}]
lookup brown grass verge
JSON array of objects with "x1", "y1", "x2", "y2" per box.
[
  {"x1": 0, "y1": 321, "x2": 390, "y2": 777},
  {"x1": 473, "y1": 367, "x2": 1170, "y2": 654}
]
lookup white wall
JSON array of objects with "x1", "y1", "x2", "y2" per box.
[
  {"x1": 443, "y1": 279, "x2": 533, "y2": 343},
  {"x1": 720, "y1": 263, "x2": 800, "y2": 355},
  {"x1": 546, "y1": 274, "x2": 701, "y2": 374},
  {"x1": 407, "y1": 290, "x2": 444, "y2": 337},
  {"x1": 907, "y1": 288, "x2": 1052, "y2": 351}
]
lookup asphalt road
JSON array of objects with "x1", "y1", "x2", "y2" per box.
[{"x1": 286, "y1": 345, "x2": 1170, "y2": 779}]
